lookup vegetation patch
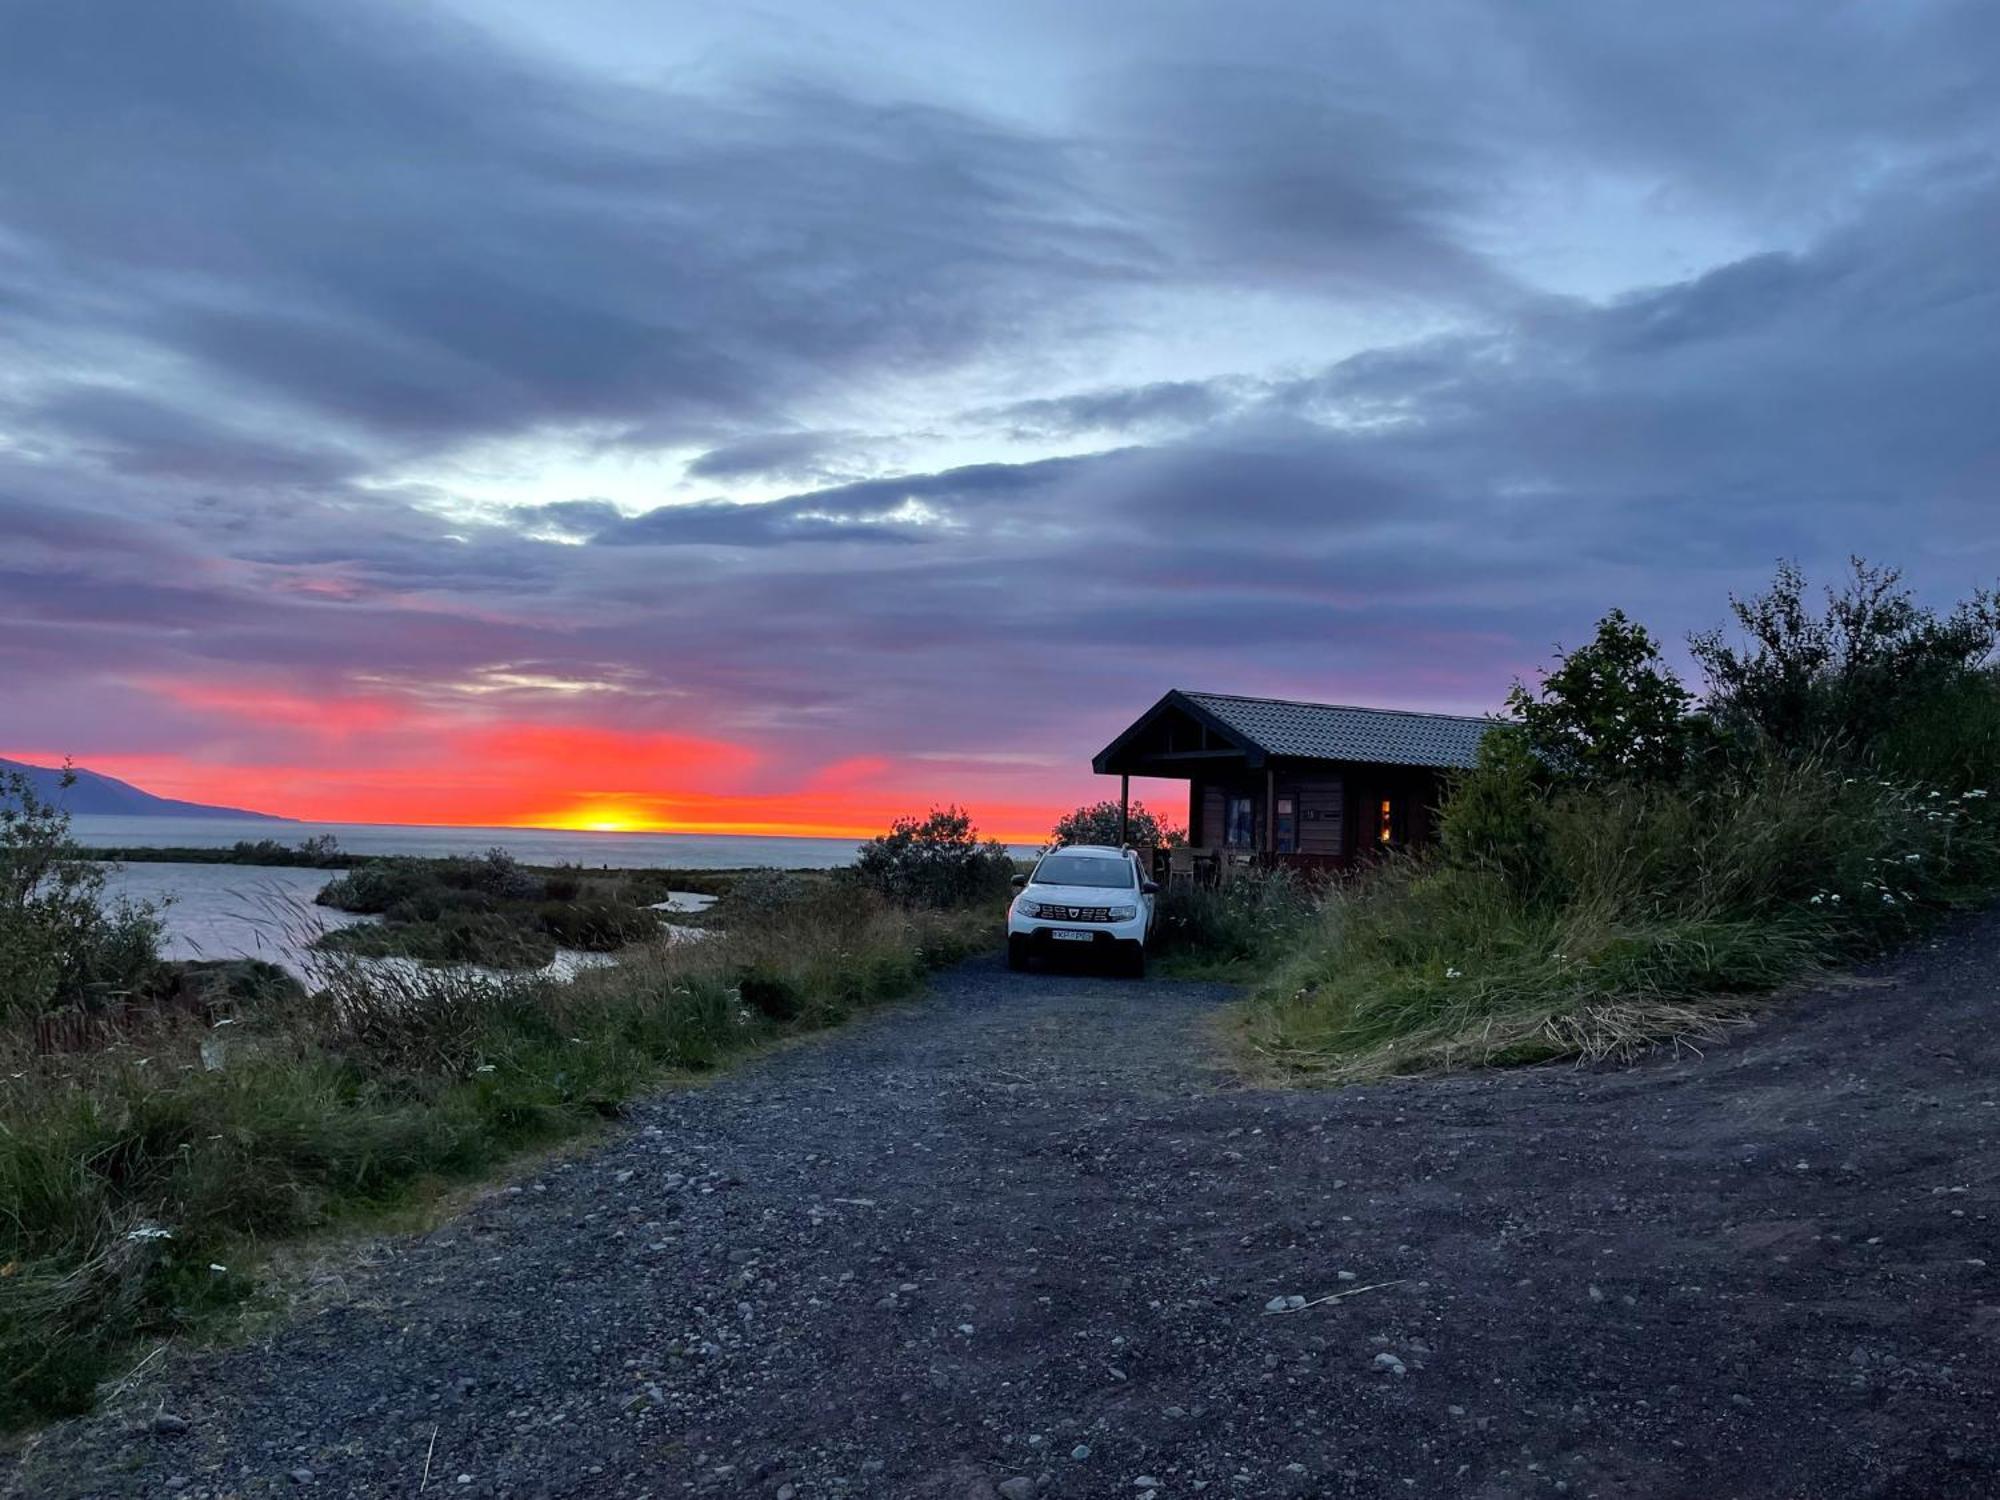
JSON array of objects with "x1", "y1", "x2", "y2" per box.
[
  {"x1": 0, "y1": 792, "x2": 1005, "y2": 1432},
  {"x1": 312, "y1": 850, "x2": 675, "y2": 969},
  {"x1": 1232, "y1": 560, "x2": 2000, "y2": 1080}
]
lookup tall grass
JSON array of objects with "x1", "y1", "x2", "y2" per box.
[
  {"x1": 0, "y1": 887, "x2": 989, "y2": 1430},
  {"x1": 1244, "y1": 754, "x2": 2000, "y2": 1082}
]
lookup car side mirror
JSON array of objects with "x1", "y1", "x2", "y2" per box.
[
  {"x1": 1010, "y1": 873, "x2": 1028, "y2": 889},
  {"x1": 1141, "y1": 879, "x2": 1160, "y2": 895}
]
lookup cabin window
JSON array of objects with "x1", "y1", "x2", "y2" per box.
[
  {"x1": 1275, "y1": 796, "x2": 1296, "y2": 854},
  {"x1": 1376, "y1": 796, "x2": 1404, "y2": 847},
  {"x1": 1224, "y1": 795, "x2": 1255, "y2": 847}
]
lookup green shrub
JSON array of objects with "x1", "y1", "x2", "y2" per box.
[
  {"x1": 1691, "y1": 557, "x2": 2000, "y2": 760},
  {"x1": 849, "y1": 806, "x2": 1016, "y2": 909},
  {"x1": 314, "y1": 863, "x2": 435, "y2": 915},
  {"x1": 0, "y1": 768, "x2": 165, "y2": 1017},
  {"x1": 1046, "y1": 800, "x2": 1185, "y2": 852},
  {"x1": 535, "y1": 899, "x2": 658, "y2": 950},
  {"x1": 735, "y1": 964, "x2": 806, "y2": 1021},
  {"x1": 1153, "y1": 868, "x2": 1318, "y2": 970}
]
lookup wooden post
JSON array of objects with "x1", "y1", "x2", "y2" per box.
[
  {"x1": 1119, "y1": 774, "x2": 1130, "y2": 847},
  {"x1": 1264, "y1": 767, "x2": 1276, "y2": 860}
]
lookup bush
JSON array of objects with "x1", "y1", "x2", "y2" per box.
[
  {"x1": 0, "y1": 767, "x2": 165, "y2": 1017},
  {"x1": 536, "y1": 899, "x2": 659, "y2": 951},
  {"x1": 1691, "y1": 557, "x2": 2000, "y2": 760},
  {"x1": 1152, "y1": 868, "x2": 1318, "y2": 970},
  {"x1": 314, "y1": 863, "x2": 435, "y2": 915},
  {"x1": 849, "y1": 806, "x2": 1016, "y2": 909},
  {"x1": 1436, "y1": 725, "x2": 1551, "y2": 897},
  {"x1": 1046, "y1": 800, "x2": 1186, "y2": 852}
]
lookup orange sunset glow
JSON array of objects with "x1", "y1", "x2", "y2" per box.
[{"x1": 8, "y1": 679, "x2": 1097, "y2": 845}]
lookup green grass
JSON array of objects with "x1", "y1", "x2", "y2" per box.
[
  {"x1": 1237, "y1": 754, "x2": 2000, "y2": 1084},
  {"x1": 0, "y1": 887, "x2": 992, "y2": 1431}
]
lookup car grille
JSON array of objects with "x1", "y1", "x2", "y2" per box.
[{"x1": 1030, "y1": 903, "x2": 1115, "y2": 923}]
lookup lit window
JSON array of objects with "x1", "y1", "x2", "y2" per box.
[{"x1": 1377, "y1": 797, "x2": 1395, "y2": 845}]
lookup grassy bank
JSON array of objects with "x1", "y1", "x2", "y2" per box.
[
  {"x1": 1240, "y1": 763, "x2": 2000, "y2": 1080},
  {"x1": 0, "y1": 881, "x2": 991, "y2": 1430},
  {"x1": 1216, "y1": 564, "x2": 2000, "y2": 1082}
]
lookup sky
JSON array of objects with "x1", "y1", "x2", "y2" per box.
[{"x1": 2, "y1": 1, "x2": 1997, "y2": 842}]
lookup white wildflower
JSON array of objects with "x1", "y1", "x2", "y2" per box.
[
  {"x1": 126, "y1": 1224, "x2": 173, "y2": 1242},
  {"x1": 1445, "y1": 967, "x2": 1464, "y2": 979}
]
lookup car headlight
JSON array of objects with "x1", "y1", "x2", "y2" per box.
[
  {"x1": 1108, "y1": 904, "x2": 1138, "y2": 921},
  {"x1": 1017, "y1": 900, "x2": 1042, "y2": 919}
]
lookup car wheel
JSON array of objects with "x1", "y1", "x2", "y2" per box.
[
  {"x1": 1126, "y1": 943, "x2": 1147, "y2": 980},
  {"x1": 1007, "y1": 936, "x2": 1029, "y2": 972}
]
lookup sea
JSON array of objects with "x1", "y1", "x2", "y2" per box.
[
  {"x1": 67, "y1": 815, "x2": 888, "y2": 870},
  {"x1": 70, "y1": 816, "x2": 1033, "y2": 977}
]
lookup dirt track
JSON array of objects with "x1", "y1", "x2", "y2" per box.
[{"x1": 15, "y1": 917, "x2": 1999, "y2": 1499}]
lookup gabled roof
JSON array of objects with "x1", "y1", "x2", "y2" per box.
[{"x1": 1094, "y1": 689, "x2": 1498, "y2": 773}]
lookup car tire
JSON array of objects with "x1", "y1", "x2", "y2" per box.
[
  {"x1": 1125, "y1": 943, "x2": 1147, "y2": 980},
  {"x1": 1007, "y1": 936, "x2": 1029, "y2": 972}
]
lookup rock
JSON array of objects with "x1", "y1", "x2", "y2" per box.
[
  {"x1": 289, "y1": 1469, "x2": 316, "y2": 1485},
  {"x1": 1136, "y1": 1478, "x2": 1162, "y2": 1489},
  {"x1": 778, "y1": 1486, "x2": 798, "y2": 1500},
  {"x1": 999, "y1": 1479, "x2": 1036, "y2": 1500},
  {"x1": 1372, "y1": 1352, "x2": 1407, "y2": 1377},
  {"x1": 1264, "y1": 1295, "x2": 1290, "y2": 1313},
  {"x1": 152, "y1": 1412, "x2": 189, "y2": 1436},
  {"x1": 1336, "y1": 1271, "x2": 1357, "y2": 1282},
  {"x1": 1072, "y1": 1444, "x2": 1092, "y2": 1461}
]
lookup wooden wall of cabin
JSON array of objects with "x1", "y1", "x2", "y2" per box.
[
  {"x1": 1187, "y1": 769, "x2": 1344, "y2": 854},
  {"x1": 1187, "y1": 764, "x2": 1449, "y2": 857}
]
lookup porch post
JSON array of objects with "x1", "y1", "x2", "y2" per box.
[
  {"x1": 1264, "y1": 766, "x2": 1276, "y2": 859},
  {"x1": 1119, "y1": 774, "x2": 1130, "y2": 847}
]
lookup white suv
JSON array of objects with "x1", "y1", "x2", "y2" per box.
[{"x1": 1006, "y1": 844, "x2": 1158, "y2": 977}]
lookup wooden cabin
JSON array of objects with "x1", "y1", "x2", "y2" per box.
[{"x1": 1092, "y1": 689, "x2": 1495, "y2": 871}]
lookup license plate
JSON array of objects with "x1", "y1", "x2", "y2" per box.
[{"x1": 1050, "y1": 929, "x2": 1094, "y2": 943}]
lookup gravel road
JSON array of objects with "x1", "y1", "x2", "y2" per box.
[{"x1": 14, "y1": 918, "x2": 1999, "y2": 1499}]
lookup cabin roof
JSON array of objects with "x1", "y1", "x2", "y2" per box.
[{"x1": 1095, "y1": 689, "x2": 1497, "y2": 773}]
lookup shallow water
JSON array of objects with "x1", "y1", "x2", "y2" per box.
[
  {"x1": 98, "y1": 861, "x2": 374, "y2": 976},
  {"x1": 95, "y1": 861, "x2": 713, "y2": 982}
]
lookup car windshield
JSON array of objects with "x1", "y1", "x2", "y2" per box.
[{"x1": 1032, "y1": 854, "x2": 1135, "y2": 889}]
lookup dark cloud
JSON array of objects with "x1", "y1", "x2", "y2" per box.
[
  {"x1": 0, "y1": 2, "x2": 1145, "y2": 456},
  {"x1": 683, "y1": 432, "x2": 862, "y2": 485},
  {"x1": 973, "y1": 381, "x2": 1241, "y2": 438},
  {"x1": 2, "y1": 0, "x2": 1996, "y2": 807}
]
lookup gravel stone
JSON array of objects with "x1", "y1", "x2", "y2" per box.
[{"x1": 16, "y1": 929, "x2": 2000, "y2": 1498}]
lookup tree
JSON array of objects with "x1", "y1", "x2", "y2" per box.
[
  {"x1": 1046, "y1": 800, "x2": 1186, "y2": 852},
  {"x1": 1690, "y1": 557, "x2": 2000, "y2": 758},
  {"x1": 849, "y1": 806, "x2": 1017, "y2": 909},
  {"x1": 1506, "y1": 610, "x2": 1696, "y2": 783}
]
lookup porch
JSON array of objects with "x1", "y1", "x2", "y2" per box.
[{"x1": 1092, "y1": 689, "x2": 1494, "y2": 874}]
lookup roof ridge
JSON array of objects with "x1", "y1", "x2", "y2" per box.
[{"x1": 1179, "y1": 689, "x2": 1499, "y2": 726}]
